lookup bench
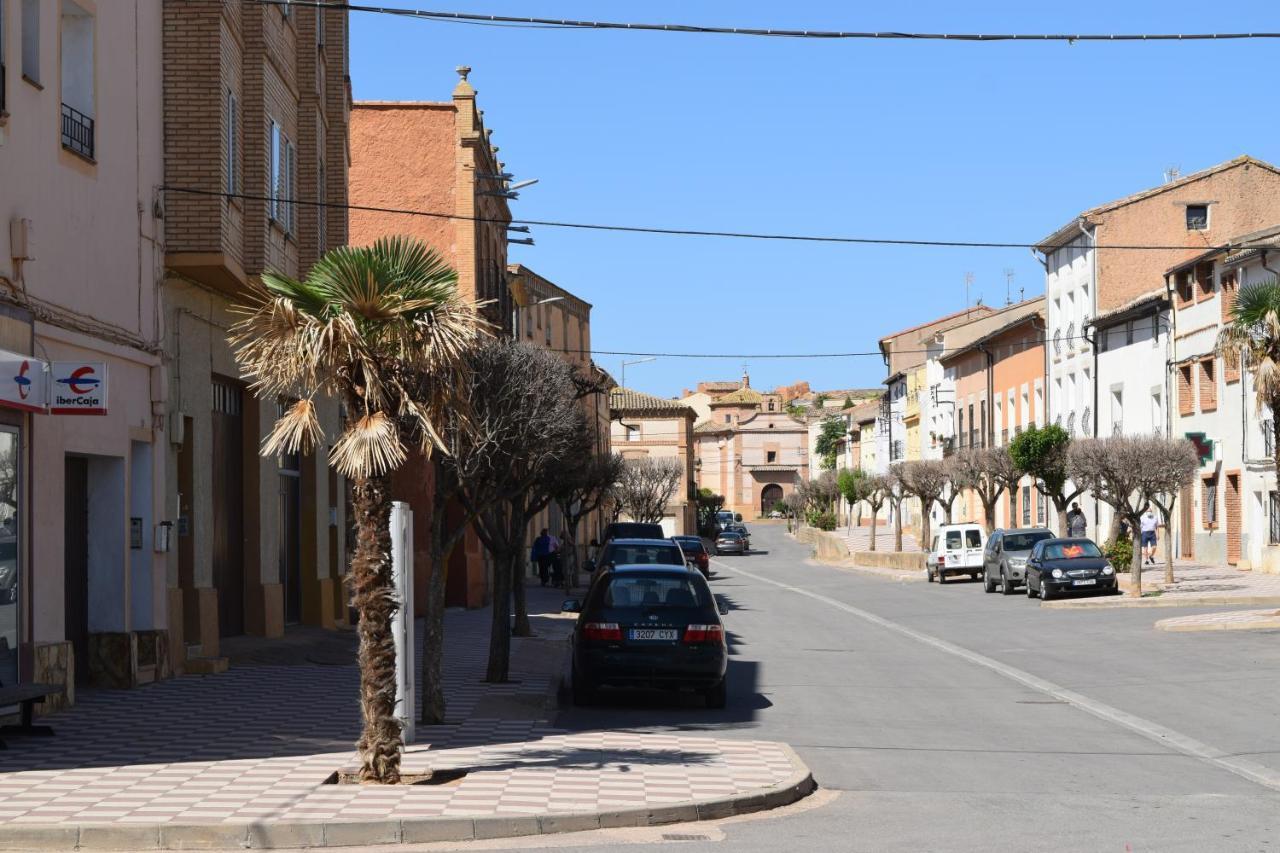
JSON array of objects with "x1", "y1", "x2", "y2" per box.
[{"x1": 0, "y1": 683, "x2": 62, "y2": 749}]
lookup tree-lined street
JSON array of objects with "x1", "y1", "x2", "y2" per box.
[{"x1": 554, "y1": 523, "x2": 1280, "y2": 851}]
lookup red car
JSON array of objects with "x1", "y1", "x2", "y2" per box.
[{"x1": 673, "y1": 535, "x2": 711, "y2": 577}]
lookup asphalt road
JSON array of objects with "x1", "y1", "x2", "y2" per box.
[{"x1": 509, "y1": 524, "x2": 1280, "y2": 851}]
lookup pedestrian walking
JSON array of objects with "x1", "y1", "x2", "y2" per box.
[
  {"x1": 532, "y1": 528, "x2": 554, "y2": 587},
  {"x1": 1067, "y1": 502, "x2": 1087, "y2": 538},
  {"x1": 1140, "y1": 506, "x2": 1160, "y2": 566},
  {"x1": 550, "y1": 536, "x2": 565, "y2": 588}
]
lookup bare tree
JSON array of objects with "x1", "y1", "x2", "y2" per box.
[
  {"x1": 934, "y1": 456, "x2": 972, "y2": 525},
  {"x1": 616, "y1": 457, "x2": 684, "y2": 524},
  {"x1": 952, "y1": 447, "x2": 1021, "y2": 532},
  {"x1": 861, "y1": 475, "x2": 889, "y2": 552},
  {"x1": 1069, "y1": 436, "x2": 1198, "y2": 597},
  {"x1": 1140, "y1": 438, "x2": 1200, "y2": 586},
  {"x1": 457, "y1": 341, "x2": 580, "y2": 682},
  {"x1": 886, "y1": 468, "x2": 906, "y2": 552},
  {"x1": 897, "y1": 460, "x2": 949, "y2": 549},
  {"x1": 547, "y1": 428, "x2": 623, "y2": 590}
]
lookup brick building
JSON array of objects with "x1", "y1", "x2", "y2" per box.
[
  {"x1": 611, "y1": 390, "x2": 697, "y2": 536},
  {"x1": 161, "y1": 0, "x2": 352, "y2": 668},
  {"x1": 348, "y1": 67, "x2": 516, "y2": 609}
]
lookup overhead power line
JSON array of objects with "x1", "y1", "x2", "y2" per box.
[
  {"x1": 260, "y1": 1, "x2": 1280, "y2": 43},
  {"x1": 160, "y1": 186, "x2": 1279, "y2": 253}
]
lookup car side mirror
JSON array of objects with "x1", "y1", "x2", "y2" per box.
[{"x1": 561, "y1": 599, "x2": 582, "y2": 613}]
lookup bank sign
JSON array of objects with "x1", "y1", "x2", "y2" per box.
[
  {"x1": 0, "y1": 351, "x2": 109, "y2": 415},
  {"x1": 50, "y1": 362, "x2": 108, "y2": 415}
]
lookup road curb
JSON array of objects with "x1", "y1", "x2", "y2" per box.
[
  {"x1": 1155, "y1": 611, "x2": 1280, "y2": 632},
  {"x1": 1042, "y1": 594, "x2": 1280, "y2": 610},
  {"x1": 0, "y1": 747, "x2": 817, "y2": 850}
]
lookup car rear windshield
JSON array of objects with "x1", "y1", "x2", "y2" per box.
[
  {"x1": 1043, "y1": 541, "x2": 1103, "y2": 560},
  {"x1": 598, "y1": 574, "x2": 712, "y2": 610},
  {"x1": 675, "y1": 538, "x2": 706, "y2": 554},
  {"x1": 601, "y1": 543, "x2": 684, "y2": 566},
  {"x1": 717, "y1": 532, "x2": 742, "y2": 540},
  {"x1": 607, "y1": 523, "x2": 665, "y2": 539},
  {"x1": 1005, "y1": 532, "x2": 1052, "y2": 551},
  {"x1": 945, "y1": 530, "x2": 982, "y2": 549}
]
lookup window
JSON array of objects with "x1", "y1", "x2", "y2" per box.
[
  {"x1": 225, "y1": 89, "x2": 239, "y2": 194},
  {"x1": 1200, "y1": 358, "x2": 1217, "y2": 413},
  {"x1": 957, "y1": 409, "x2": 965, "y2": 447},
  {"x1": 766, "y1": 450, "x2": 777, "y2": 463},
  {"x1": 1186, "y1": 204, "x2": 1209, "y2": 231},
  {"x1": 1178, "y1": 364, "x2": 1194, "y2": 415},
  {"x1": 269, "y1": 121, "x2": 296, "y2": 233},
  {"x1": 1036, "y1": 490, "x2": 1046, "y2": 525},
  {"x1": 1202, "y1": 474, "x2": 1219, "y2": 528},
  {"x1": 1265, "y1": 419, "x2": 1275, "y2": 459},
  {"x1": 1195, "y1": 263, "x2": 1214, "y2": 301},
  {"x1": 0, "y1": 427, "x2": 21, "y2": 692},
  {"x1": 768, "y1": 401, "x2": 775, "y2": 411},
  {"x1": 21, "y1": 0, "x2": 37, "y2": 84},
  {"x1": 1124, "y1": 320, "x2": 1134, "y2": 347},
  {"x1": 269, "y1": 120, "x2": 282, "y2": 221},
  {"x1": 1271, "y1": 491, "x2": 1280, "y2": 546},
  {"x1": 1, "y1": 0, "x2": 7, "y2": 112},
  {"x1": 980, "y1": 400, "x2": 987, "y2": 447},
  {"x1": 1111, "y1": 388, "x2": 1123, "y2": 436},
  {"x1": 317, "y1": 159, "x2": 327, "y2": 253},
  {"x1": 1151, "y1": 390, "x2": 1164, "y2": 435},
  {"x1": 316, "y1": 1, "x2": 325, "y2": 47},
  {"x1": 624, "y1": 424, "x2": 639, "y2": 442},
  {"x1": 968, "y1": 402, "x2": 976, "y2": 448},
  {"x1": 59, "y1": 1, "x2": 94, "y2": 159},
  {"x1": 1176, "y1": 271, "x2": 1195, "y2": 307},
  {"x1": 1022, "y1": 485, "x2": 1031, "y2": 526},
  {"x1": 724, "y1": 414, "x2": 731, "y2": 424}
]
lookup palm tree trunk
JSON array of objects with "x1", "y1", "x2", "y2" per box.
[{"x1": 350, "y1": 472, "x2": 402, "y2": 783}]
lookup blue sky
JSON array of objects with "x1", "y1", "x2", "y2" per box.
[{"x1": 350, "y1": 1, "x2": 1280, "y2": 399}]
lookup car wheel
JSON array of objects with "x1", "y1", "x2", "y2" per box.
[
  {"x1": 1040, "y1": 582, "x2": 1054, "y2": 602},
  {"x1": 927, "y1": 566, "x2": 935, "y2": 583},
  {"x1": 983, "y1": 571, "x2": 996, "y2": 593},
  {"x1": 1001, "y1": 570, "x2": 1015, "y2": 596},
  {"x1": 705, "y1": 678, "x2": 727, "y2": 710},
  {"x1": 1027, "y1": 575, "x2": 1037, "y2": 598},
  {"x1": 937, "y1": 570, "x2": 947, "y2": 585},
  {"x1": 571, "y1": 672, "x2": 596, "y2": 706}
]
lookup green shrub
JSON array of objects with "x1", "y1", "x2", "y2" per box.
[
  {"x1": 813, "y1": 511, "x2": 837, "y2": 531},
  {"x1": 1103, "y1": 537, "x2": 1134, "y2": 572}
]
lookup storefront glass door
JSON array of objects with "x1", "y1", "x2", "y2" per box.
[{"x1": 0, "y1": 428, "x2": 21, "y2": 687}]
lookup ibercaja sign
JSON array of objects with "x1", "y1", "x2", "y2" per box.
[{"x1": 50, "y1": 362, "x2": 108, "y2": 415}]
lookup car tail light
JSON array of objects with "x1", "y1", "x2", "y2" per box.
[
  {"x1": 583, "y1": 622, "x2": 622, "y2": 641},
  {"x1": 683, "y1": 624, "x2": 724, "y2": 644},
  {"x1": 698, "y1": 554, "x2": 709, "y2": 568},
  {"x1": 937, "y1": 556, "x2": 945, "y2": 567}
]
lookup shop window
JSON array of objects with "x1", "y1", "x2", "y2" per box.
[{"x1": 0, "y1": 427, "x2": 21, "y2": 691}]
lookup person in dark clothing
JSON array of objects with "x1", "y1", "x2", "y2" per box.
[
  {"x1": 532, "y1": 529, "x2": 554, "y2": 587},
  {"x1": 1067, "y1": 503, "x2": 1087, "y2": 538}
]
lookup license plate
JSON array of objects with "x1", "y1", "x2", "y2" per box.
[
  {"x1": 1072, "y1": 579, "x2": 1097, "y2": 586},
  {"x1": 629, "y1": 629, "x2": 677, "y2": 641}
]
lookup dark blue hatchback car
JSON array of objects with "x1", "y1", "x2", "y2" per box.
[{"x1": 565, "y1": 565, "x2": 728, "y2": 708}]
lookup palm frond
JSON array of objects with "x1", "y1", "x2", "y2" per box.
[
  {"x1": 330, "y1": 411, "x2": 407, "y2": 479},
  {"x1": 262, "y1": 398, "x2": 324, "y2": 457}
]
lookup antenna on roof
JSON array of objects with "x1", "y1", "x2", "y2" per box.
[
  {"x1": 1003, "y1": 268, "x2": 1016, "y2": 306},
  {"x1": 1163, "y1": 165, "x2": 1181, "y2": 184},
  {"x1": 964, "y1": 272, "x2": 974, "y2": 310}
]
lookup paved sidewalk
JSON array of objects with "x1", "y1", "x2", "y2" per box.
[
  {"x1": 1155, "y1": 609, "x2": 1280, "y2": 633},
  {"x1": 0, "y1": 583, "x2": 811, "y2": 849},
  {"x1": 1046, "y1": 562, "x2": 1280, "y2": 609},
  {"x1": 835, "y1": 526, "x2": 918, "y2": 554}
]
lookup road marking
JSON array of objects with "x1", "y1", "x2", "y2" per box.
[{"x1": 716, "y1": 558, "x2": 1280, "y2": 793}]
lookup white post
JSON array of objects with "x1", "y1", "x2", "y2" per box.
[{"x1": 390, "y1": 501, "x2": 415, "y2": 744}]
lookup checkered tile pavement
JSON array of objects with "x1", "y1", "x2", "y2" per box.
[
  {"x1": 0, "y1": 585, "x2": 798, "y2": 827},
  {"x1": 1121, "y1": 563, "x2": 1280, "y2": 600},
  {"x1": 1155, "y1": 608, "x2": 1280, "y2": 632}
]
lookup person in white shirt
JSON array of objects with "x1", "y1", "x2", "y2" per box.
[{"x1": 1139, "y1": 507, "x2": 1160, "y2": 566}]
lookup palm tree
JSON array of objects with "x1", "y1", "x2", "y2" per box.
[
  {"x1": 1218, "y1": 278, "x2": 1280, "y2": 484},
  {"x1": 229, "y1": 237, "x2": 485, "y2": 783}
]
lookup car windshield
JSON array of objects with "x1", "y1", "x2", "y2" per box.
[
  {"x1": 600, "y1": 543, "x2": 684, "y2": 566},
  {"x1": 599, "y1": 574, "x2": 711, "y2": 610},
  {"x1": 1005, "y1": 532, "x2": 1052, "y2": 551},
  {"x1": 1043, "y1": 541, "x2": 1103, "y2": 560}
]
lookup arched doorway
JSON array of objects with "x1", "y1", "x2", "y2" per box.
[{"x1": 761, "y1": 484, "x2": 784, "y2": 516}]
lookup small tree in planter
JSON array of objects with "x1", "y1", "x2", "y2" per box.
[
  {"x1": 837, "y1": 468, "x2": 870, "y2": 533},
  {"x1": 863, "y1": 475, "x2": 890, "y2": 552},
  {"x1": 896, "y1": 459, "x2": 948, "y2": 550},
  {"x1": 1010, "y1": 424, "x2": 1083, "y2": 535},
  {"x1": 953, "y1": 447, "x2": 1021, "y2": 532}
]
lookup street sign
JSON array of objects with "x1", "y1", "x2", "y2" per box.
[
  {"x1": 0, "y1": 352, "x2": 48, "y2": 414},
  {"x1": 50, "y1": 362, "x2": 108, "y2": 415}
]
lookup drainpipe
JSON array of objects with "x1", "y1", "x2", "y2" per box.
[
  {"x1": 1031, "y1": 248, "x2": 1050, "y2": 422},
  {"x1": 1164, "y1": 272, "x2": 1179, "y2": 554},
  {"x1": 978, "y1": 343, "x2": 995, "y2": 448},
  {"x1": 1078, "y1": 218, "x2": 1099, "y2": 529}
]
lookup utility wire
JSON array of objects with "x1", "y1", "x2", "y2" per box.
[
  {"x1": 160, "y1": 186, "x2": 1280, "y2": 253},
  {"x1": 260, "y1": 0, "x2": 1280, "y2": 43}
]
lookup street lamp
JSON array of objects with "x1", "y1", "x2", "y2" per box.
[
  {"x1": 621, "y1": 356, "x2": 656, "y2": 389},
  {"x1": 513, "y1": 296, "x2": 565, "y2": 340}
]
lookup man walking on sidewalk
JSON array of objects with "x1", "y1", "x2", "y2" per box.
[
  {"x1": 1067, "y1": 503, "x2": 1087, "y2": 538},
  {"x1": 532, "y1": 528, "x2": 555, "y2": 587},
  {"x1": 1140, "y1": 506, "x2": 1161, "y2": 566}
]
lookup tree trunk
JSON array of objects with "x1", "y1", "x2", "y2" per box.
[
  {"x1": 919, "y1": 502, "x2": 932, "y2": 555},
  {"x1": 485, "y1": 549, "x2": 513, "y2": 682},
  {"x1": 1129, "y1": 526, "x2": 1144, "y2": 597},
  {"x1": 893, "y1": 501, "x2": 903, "y2": 552},
  {"x1": 421, "y1": 527, "x2": 448, "y2": 727},
  {"x1": 868, "y1": 507, "x2": 878, "y2": 551},
  {"x1": 349, "y1": 473, "x2": 402, "y2": 783},
  {"x1": 1055, "y1": 501, "x2": 1068, "y2": 538},
  {"x1": 512, "y1": 547, "x2": 532, "y2": 637},
  {"x1": 1161, "y1": 502, "x2": 1176, "y2": 586},
  {"x1": 981, "y1": 497, "x2": 997, "y2": 534}
]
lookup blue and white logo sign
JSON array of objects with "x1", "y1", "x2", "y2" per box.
[{"x1": 50, "y1": 362, "x2": 108, "y2": 415}]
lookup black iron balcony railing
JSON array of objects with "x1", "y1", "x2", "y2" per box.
[{"x1": 61, "y1": 103, "x2": 95, "y2": 159}]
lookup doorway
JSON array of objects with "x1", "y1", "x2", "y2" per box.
[
  {"x1": 0, "y1": 426, "x2": 20, "y2": 689},
  {"x1": 64, "y1": 457, "x2": 89, "y2": 685},
  {"x1": 212, "y1": 378, "x2": 245, "y2": 637},
  {"x1": 760, "y1": 483, "x2": 783, "y2": 517},
  {"x1": 1226, "y1": 473, "x2": 1241, "y2": 565}
]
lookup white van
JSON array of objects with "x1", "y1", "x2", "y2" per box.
[{"x1": 926, "y1": 523, "x2": 986, "y2": 584}]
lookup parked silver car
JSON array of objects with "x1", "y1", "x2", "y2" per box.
[
  {"x1": 715, "y1": 531, "x2": 747, "y2": 555},
  {"x1": 982, "y1": 527, "x2": 1055, "y2": 595}
]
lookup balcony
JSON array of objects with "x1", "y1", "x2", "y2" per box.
[{"x1": 61, "y1": 103, "x2": 95, "y2": 160}]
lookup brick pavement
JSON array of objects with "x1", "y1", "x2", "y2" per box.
[
  {"x1": 1155, "y1": 609, "x2": 1280, "y2": 633},
  {"x1": 0, "y1": 583, "x2": 807, "y2": 843}
]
